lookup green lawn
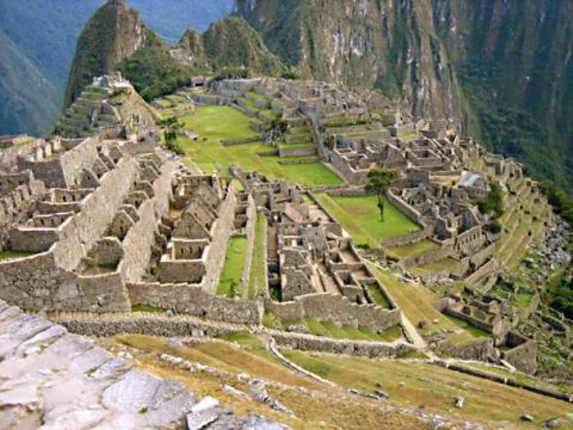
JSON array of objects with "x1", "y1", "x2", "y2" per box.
[
  {"x1": 281, "y1": 351, "x2": 572, "y2": 427},
  {"x1": 178, "y1": 106, "x2": 342, "y2": 187},
  {"x1": 366, "y1": 284, "x2": 391, "y2": 309},
  {"x1": 217, "y1": 236, "x2": 249, "y2": 298},
  {"x1": 314, "y1": 194, "x2": 420, "y2": 247},
  {"x1": 387, "y1": 239, "x2": 440, "y2": 260},
  {"x1": 248, "y1": 211, "x2": 267, "y2": 299}
]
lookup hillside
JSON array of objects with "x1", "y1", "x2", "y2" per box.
[
  {"x1": 176, "y1": 17, "x2": 285, "y2": 76},
  {"x1": 233, "y1": 0, "x2": 464, "y2": 126},
  {"x1": 233, "y1": 0, "x2": 573, "y2": 189},
  {"x1": 0, "y1": 0, "x2": 233, "y2": 137},
  {"x1": 432, "y1": 0, "x2": 573, "y2": 189}
]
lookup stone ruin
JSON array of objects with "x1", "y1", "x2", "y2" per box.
[
  {"x1": 232, "y1": 167, "x2": 402, "y2": 336},
  {"x1": 0, "y1": 73, "x2": 561, "y2": 385},
  {"x1": 56, "y1": 72, "x2": 157, "y2": 140}
]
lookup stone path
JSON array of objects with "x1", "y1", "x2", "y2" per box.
[{"x1": 0, "y1": 301, "x2": 284, "y2": 430}]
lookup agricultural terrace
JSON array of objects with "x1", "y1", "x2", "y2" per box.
[{"x1": 174, "y1": 106, "x2": 343, "y2": 187}]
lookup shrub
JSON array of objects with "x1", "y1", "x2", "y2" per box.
[
  {"x1": 486, "y1": 220, "x2": 503, "y2": 234},
  {"x1": 281, "y1": 70, "x2": 300, "y2": 80},
  {"x1": 211, "y1": 67, "x2": 249, "y2": 82}
]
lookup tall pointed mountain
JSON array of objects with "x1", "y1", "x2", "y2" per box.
[{"x1": 64, "y1": 0, "x2": 150, "y2": 108}]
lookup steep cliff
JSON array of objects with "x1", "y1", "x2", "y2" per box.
[
  {"x1": 177, "y1": 17, "x2": 284, "y2": 76},
  {"x1": 234, "y1": 0, "x2": 464, "y2": 124},
  {"x1": 235, "y1": 0, "x2": 573, "y2": 188},
  {"x1": 432, "y1": 0, "x2": 573, "y2": 188},
  {"x1": 63, "y1": 0, "x2": 150, "y2": 108}
]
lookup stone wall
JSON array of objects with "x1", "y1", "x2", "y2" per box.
[
  {"x1": 443, "y1": 307, "x2": 494, "y2": 334},
  {"x1": 18, "y1": 138, "x2": 100, "y2": 189},
  {"x1": 10, "y1": 228, "x2": 60, "y2": 253},
  {"x1": 379, "y1": 228, "x2": 431, "y2": 248},
  {"x1": 329, "y1": 150, "x2": 368, "y2": 185},
  {"x1": 278, "y1": 146, "x2": 317, "y2": 158},
  {"x1": 464, "y1": 259, "x2": 499, "y2": 285},
  {"x1": 433, "y1": 338, "x2": 498, "y2": 361},
  {"x1": 386, "y1": 190, "x2": 424, "y2": 226},
  {"x1": 189, "y1": 93, "x2": 229, "y2": 106},
  {"x1": 264, "y1": 293, "x2": 401, "y2": 333},
  {"x1": 120, "y1": 160, "x2": 175, "y2": 282},
  {"x1": 502, "y1": 332, "x2": 537, "y2": 374},
  {"x1": 271, "y1": 331, "x2": 414, "y2": 358},
  {"x1": 241, "y1": 196, "x2": 257, "y2": 296},
  {"x1": 53, "y1": 313, "x2": 244, "y2": 338},
  {"x1": 402, "y1": 243, "x2": 454, "y2": 270},
  {"x1": 0, "y1": 251, "x2": 130, "y2": 313},
  {"x1": 52, "y1": 156, "x2": 139, "y2": 271},
  {"x1": 203, "y1": 186, "x2": 237, "y2": 294},
  {"x1": 128, "y1": 282, "x2": 262, "y2": 325}
]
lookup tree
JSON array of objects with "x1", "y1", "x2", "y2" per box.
[
  {"x1": 366, "y1": 167, "x2": 401, "y2": 221},
  {"x1": 159, "y1": 116, "x2": 184, "y2": 155}
]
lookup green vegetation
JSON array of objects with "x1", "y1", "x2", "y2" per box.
[
  {"x1": 445, "y1": 315, "x2": 491, "y2": 339},
  {"x1": 477, "y1": 181, "x2": 505, "y2": 218},
  {"x1": 248, "y1": 212, "x2": 267, "y2": 299},
  {"x1": 369, "y1": 265, "x2": 477, "y2": 344},
  {"x1": 212, "y1": 67, "x2": 249, "y2": 82},
  {"x1": 159, "y1": 116, "x2": 184, "y2": 155},
  {"x1": 366, "y1": 284, "x2": 391, "y2": 309},
  {"x1": 178, "y1": 106, "x2": 343, "y2": 186},
  {"x1": 0, "y1": 250, "x2": 36, "y2": 260},
  {"x1": 314, "y1": 193, "x2": 420, "y2": 247},
  {"x1": 217, "y1": 236, "x2": 249, "y2": 298},
  {"x1": 282, "y1": 350, "x2": 573, "y2": 426},
  {"x1": 202, "y1": 17, "x2": 285, "y2": 77},
  {"x1": 118, "y1": 32, "x2": 196, "y2": 102},
  {"x1": 548, "y1": 276, "x2": 573, "y2": 320},
  {"x1": 540, "y1": 181, "x2": 573, "y2": 226}
]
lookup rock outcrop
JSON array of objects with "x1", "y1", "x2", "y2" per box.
[{"x1": 0, "y1": 299, "x2": 285, "y2": 429}]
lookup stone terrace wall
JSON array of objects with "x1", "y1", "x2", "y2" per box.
[
  {"x1": 0, "y1": 251, "x2": 130, "y2": 312},
  {"x1": 465, "y1": 259, "x2": 499, "y2": 285},
  {"x1": 52, "y1": 156, "x2": 139, "y2": 271},
  {"x1": 379, "y1": 228, "x2": 431, "y2": 248},
  {"x1": 120, "y1": 160, "x2": 175, "y2": 282},
  {"x1": 402, "y1": 243, "x2": 454, "y2": 270},
  {"x1": 128, "y1": 282, "x2": 262, "y2": 325},
  {"x1": 433, "y1": 338, "x2": 498, "y2": 362},
  {"x1": 52, "y1": 312, "x2": 247, "y2": 338},
  {"x1": 299, "y1": 294, "x2": 400, "y2": 332},
  {"x1": 272, "y1": 331, "x2": 414, "y2": 358},
  {"x1": 265, "y1": 293, "x2": 401, "y2": 333}
]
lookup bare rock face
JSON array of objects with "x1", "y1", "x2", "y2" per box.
[
  {"x1": 0, "y1": 299, "x2": 284, "y2": 430},
  {"x1": 233, "y1": 0, "x2": 464, "y2": 125}
]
